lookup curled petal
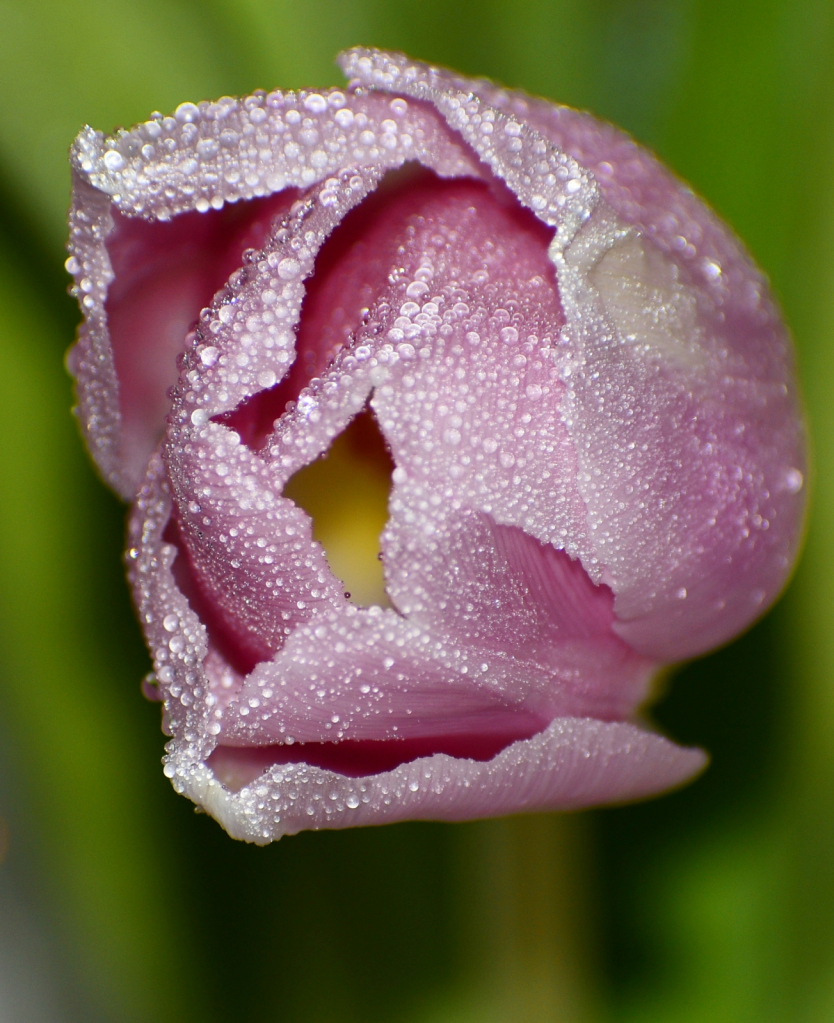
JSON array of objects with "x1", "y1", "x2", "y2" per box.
[
  {"x1": 68, "y1": 86, "x2": 479, "y2": 496},
  {"x1": 200, "y1": 720, "x2": 706, "y2": 844}
]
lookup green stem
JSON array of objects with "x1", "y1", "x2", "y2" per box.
[{"x1": 423, "y1": 813, "x2": 599, "y2": 1022}]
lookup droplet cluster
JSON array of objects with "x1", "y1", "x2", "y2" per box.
[{"x1": 71, "y1": 88, "x2": 477, "y2": 221}]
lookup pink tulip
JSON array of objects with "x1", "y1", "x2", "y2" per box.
[{"x1": 66, "y1": 48, "x2": 806, "y2": 842}]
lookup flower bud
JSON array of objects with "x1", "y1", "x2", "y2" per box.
[{"x1": 67, "y1": 49, "x2": 805, "y2": 842}]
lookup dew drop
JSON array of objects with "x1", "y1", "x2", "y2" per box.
[{"x1": 784, "y1": 468, "x2": 804, "y2": 494}]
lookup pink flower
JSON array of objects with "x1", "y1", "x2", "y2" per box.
[{"x1": 66, "y1": 49, "x2": 806, "y2": 843}]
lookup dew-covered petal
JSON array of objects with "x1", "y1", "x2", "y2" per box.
[
  {"x1": 340, "y1": 47, "x2": 806, "y2": 660},
  {"x1": 219, "y1": 524, "x2": 652, "y2": 747},
  {"x1": 188, "y1": 718, "x2": 706, "y2": 843},
  {"x1": 222, "y1": 605, "x2": 552, "y2": 746},
  {"x1": 519, "y1": 103, "x2": 808, "y2": 659},
  {"x1": 130, "y1": 454, "x2": 690, "y2": 842},
  {"x1": 67, "y1": 86, "x2": 480, "y2": 497}
]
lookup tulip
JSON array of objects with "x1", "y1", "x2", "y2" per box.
[{"x1": 66, "y1": 48, "x2": 806, "y2": 843}]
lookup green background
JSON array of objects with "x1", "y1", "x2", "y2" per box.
[{"x1": 0, "y1": 0, "x2": 832, "y2": 1019}]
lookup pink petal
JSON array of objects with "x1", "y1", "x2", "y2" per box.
[
  {"x1": 340, "y1": 48, "x2": 807, "y2": 659},
  {"x1": 67, "y1": 87, "x2": 479, "y2": 497},
  {"x1": 198, "y1": 719, "x2": 706, "y2": 843},
  {"x1": 103, "y1": 193, "x2": 299, "y2": 488}
]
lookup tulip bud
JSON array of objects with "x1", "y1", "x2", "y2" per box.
[{"x1": 66, "y1": 49, "x2": 805, "y2": 842}]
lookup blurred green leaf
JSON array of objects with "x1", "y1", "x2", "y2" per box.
[
  {"x1": 0, "y1": 0, "x2": 243, "y2": 250},
  {"x1": 0, "y1": 2, "x2": 832, "y2": 1021},
  {"x1": 0, "y1": 235, "x2": 212, "y2": 1022}
]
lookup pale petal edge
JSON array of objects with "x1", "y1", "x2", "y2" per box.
[{"x1": 171, "y1": 718, "x2": 707, "y2": 843}]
